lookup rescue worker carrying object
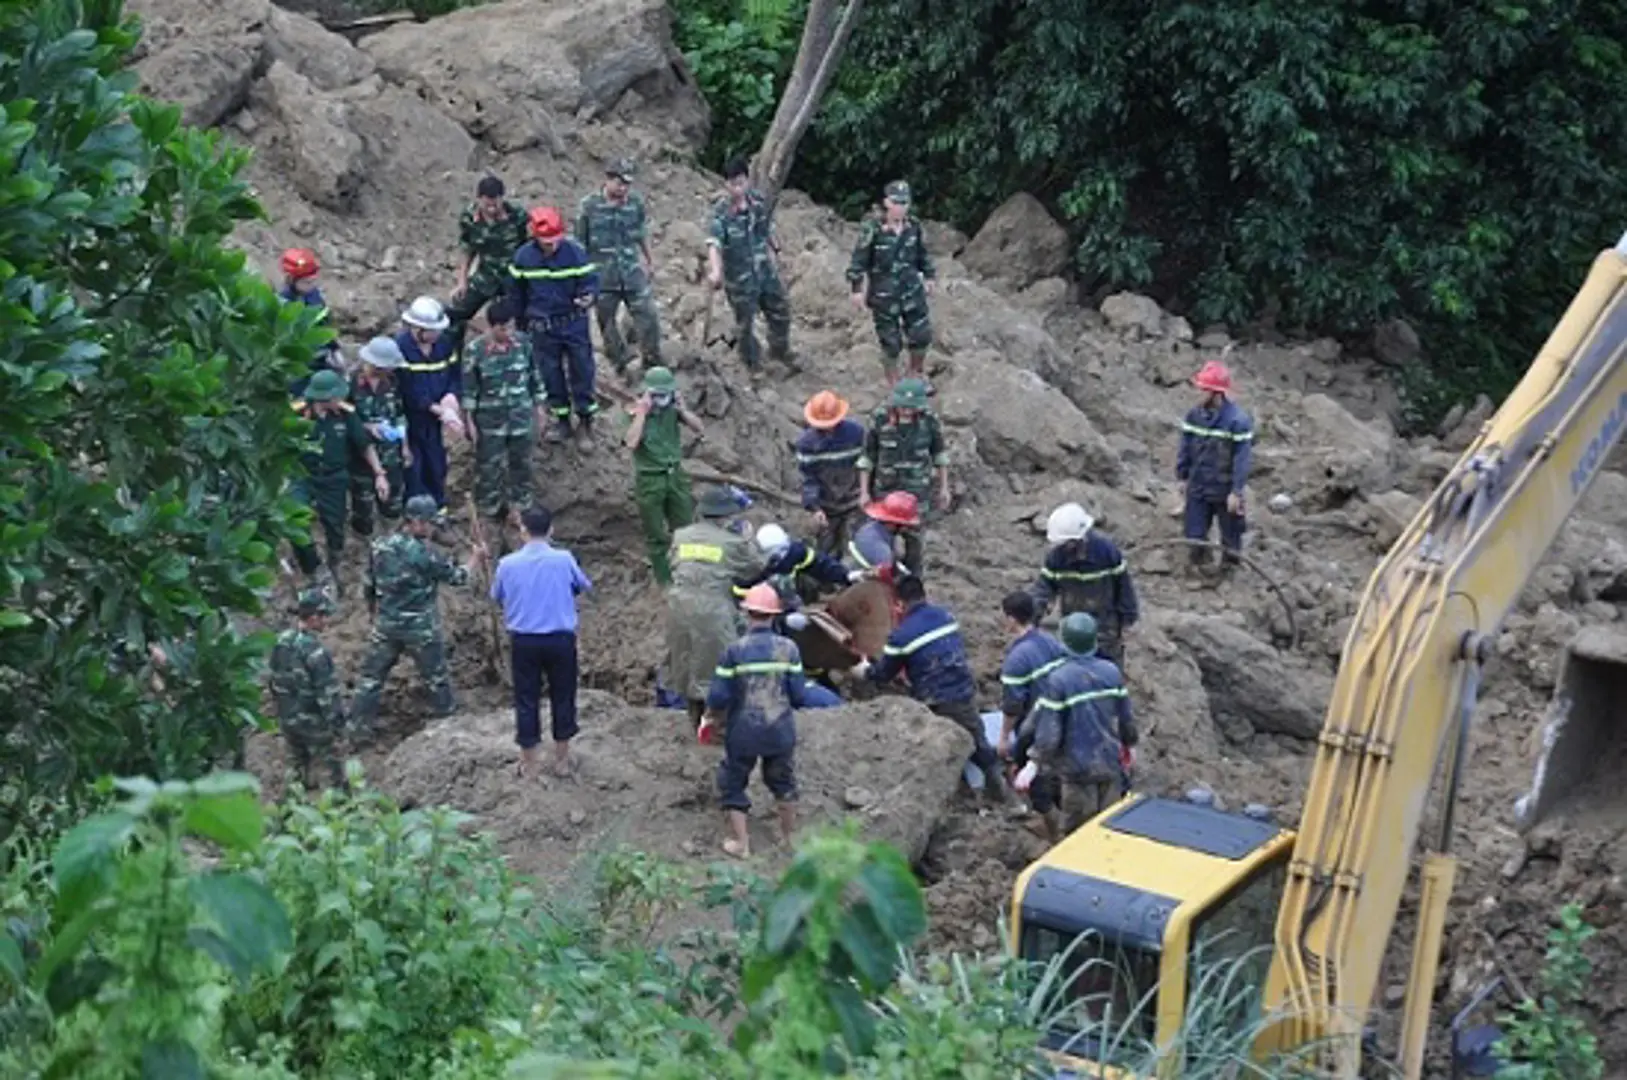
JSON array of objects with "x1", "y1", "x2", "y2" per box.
[
  {"x1": 741, "y1": 523, "x2": 862, "y2": 594},
  {"x1": 508, "y1": 205, "x2": 600, "y2": 444},
  {"x1": 1031, "y1": 502, "x2": 1140, "y2": 669},
  {"x1": 1177, "y1": 359, "x2": 1254, "y2": 573},
  {"x1": 849, "y1": 490, "x2": 920, "y2": 582},
  {"x1": 665, "y1": 485, "x2": 764, "y2": 729}
]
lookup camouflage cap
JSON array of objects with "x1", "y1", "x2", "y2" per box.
[
  {"x1": 890, "y1": 377, "x2": 929, "y2": 409},
  {"x1": 607, "y1": 157, "x2": 637, "y2": 181},
  {"x1": 296, "y1": 587, "x2": 336, "y2": 616},
  {"x1": 884, "y1": 180, "x2": 911, "y2": 205},
  {"x1": 305, "y1": 369, "x2": 349, "y2": 402},
  {"x1": 404, "y1": 495, "x2": 439, "y2": 521}
]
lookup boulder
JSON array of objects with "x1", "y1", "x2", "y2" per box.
[
  {"x1": 361, "y1": 0, "x2": 710, "y2": 153},
  {"x1": 1372, "y1": 318, "x2": 1422, "y2": 368},
  {"x1": 252, "y1": 62, "x2": 364, "y2": 211},
  {"x1": 264, "y1": 6, "x2": 376, "y2": 91},
  {"x1": 126, "y1": 0, "x2": 270, "y2": 128},
  {"x1": 961, "y1": 193, "x2": 1070, "y2": 290},
  {"x1": 1296, "y1": 392, "x2": 1397, "y2": 496},
  {"x1": 1359, "y1": 489, "x2": 1423, "y2": 549},
  {"x1": 1578, "y1": 469, "x2": 1627, "y2": 534},
  {"x1": 338, "y1": 78, "x2": 479, "y2": 212},
  {"x1": 1443, "y1": 394, "x2": 1494, "y2": 452},
  {"x1": 936, "y1": 356, "x2": 1121, "y2": 484},
  {"x1": 921, "y1": 219, "x2": 969, "y2": 258},
  {"x1": 1100, "y1": 292, "x2": 1166, "y2": 339},
  {"x1": 1160, "y1": 613, "x2": 1331, "y2": 741}
]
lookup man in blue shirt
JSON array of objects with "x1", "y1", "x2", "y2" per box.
[{"x1": 491, "y1": 506, "x2": 592, "y2": 779}]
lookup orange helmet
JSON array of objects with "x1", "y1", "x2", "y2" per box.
[
  {"x1": 803, "y1": 390, "x2": 849, "y2": 429},
  {"x1": 1193, "y1": 359, "x2": 1232, "y2": 394},
  {"x1": 740, "y1": 583, "x2": 784, "y2": 615},
  {"x1": 528, "y1": 206, "x2": 565, "y2": 241},
  {"x1": 865, "y1": 491, "x2": 921, "y2": 527},
  {"x1": 281, "y1": 248, "x2": 319, "y2": 280}
]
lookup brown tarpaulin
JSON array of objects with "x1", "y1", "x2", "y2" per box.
[{"x1": 791, "y1": 579, "x2": 895, "y2": 670}]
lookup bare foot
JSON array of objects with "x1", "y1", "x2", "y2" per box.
[
  {"x1": 722, "y1": 838, "x2": 750, "y2": 860},
  {"x1": 551, "y1": 754, "x2": 575, "y2": 779}
]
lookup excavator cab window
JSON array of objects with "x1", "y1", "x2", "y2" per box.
[
  {"x1": 1182, "y1": 855, "x2": 1288, "y2": 1063},
  {"x1": 1022, "y1": 922, "x2": 1161, "y2": 1065}
]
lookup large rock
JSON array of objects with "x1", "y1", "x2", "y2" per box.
[
  {"x1": 264, "y1": 6, "x2": 375, "y2": 91},
  {"x1": 127, "y1": 0, "x2": 270, "y2": 128},
  {"x1": 251, "y1": 63, "x2": 364, "y2": 211},
  {"x1": 1100, "y1": 292, "x2": 1167, "y2": 339},
  {"x1": 1372, "y1": 318, "x2": 1422, "y2": 368},
  {"x1": 937, "y1": 356, "x2": 1122, "y2": 484},
  {"x1": 1296, "y1": 392, "x2": 1397, "y2": 496},
  {"x1": 961, "y1": 193, "x2": 1070, "y2": 290},
  {"x1": 361, "y1": 0, "x2": 709, "y2": 153},
  {"x1": 1160, "y1": 613, "x2": 1331, "y2": 741}
]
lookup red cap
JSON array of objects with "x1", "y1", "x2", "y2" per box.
[{"x1": 528, "y1": 206, "x2": 565, "y2": 241}]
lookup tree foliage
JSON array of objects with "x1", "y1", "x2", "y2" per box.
[{"x1": 0, "y1": 0, "x2": 315, "y2": 825}]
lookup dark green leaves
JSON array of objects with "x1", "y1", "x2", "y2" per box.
[{"x1": 190, "y1": 872, "x2": 292, "y2": 975}]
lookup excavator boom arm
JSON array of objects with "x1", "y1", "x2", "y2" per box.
[{"x1": 1266, "y1": 237, "x2": 1627, "y2": 1073}]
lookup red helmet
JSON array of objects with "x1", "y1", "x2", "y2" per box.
[
  {"x1": 865, "y1": 491, "x2": 921, "y2": 527},
  {"x1": 528, "y1": 206, "x2": 565, "y2": 241},
  {"x1": 1193, "y1": 359, "x2": 1232, "y2": 394},
  {"x1": 281, "y1": 247, "x2": 319, "y2": 280}
]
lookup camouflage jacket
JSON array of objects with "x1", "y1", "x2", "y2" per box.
[
  {"x1": 459, "y1": 199, "x2": 530, "y2": 289},
  {"x1": 847, "y1": 215, "x2": 935, "y2": 300},
  {"x1": 268, "y1": 627, "x2": 345, "y2": 736},
  {"x1": 366, "y1": 532, "x2": 470, "y2": 639},
  {"x1": 350, "y1": 376, "x2": 405, "y2": 466},
  {"x1": 859, "y1": 407, "x2": 948, "y2": 503},
  {"x1": 707, "y1": 189, "x2": 778, "y2": 288},
  {"x1": 464, "y1": 334, "x2": 539, "y2": 438},
  {"x1": 576, "y1": 190, "x2": 650, "y2": 290}
]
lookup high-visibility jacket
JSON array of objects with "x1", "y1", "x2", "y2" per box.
[
  {"x1": 705, "y1": 626, "x2": 809, "y2": 756},
  {"x1": 1177, "y1": 398, "x2": 1254, "y2": 499},
  {"x1": 869, "y1": 601, "x2": 973, "y2": 706}
]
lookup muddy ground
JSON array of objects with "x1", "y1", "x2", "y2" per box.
[{"x1": 137, "y1": 0, "x2": 1627, "y2": 1069}]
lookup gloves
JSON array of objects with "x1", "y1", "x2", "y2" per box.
[
  {"x1": 696, "y1": 716, "x2": 716, "y2": 745},
  {"x1": 847, "y1": 569, "x2": 865, "y2": 584},
  {"x1": 852, "y1": 658, "x2": 872, "y2": 678},
  {"x1": 1014, "y1": 762, "x2": 1039, "y2": 793},
  {"x1": 784, "y1": 612, "x2": 809, "y2": 631}
]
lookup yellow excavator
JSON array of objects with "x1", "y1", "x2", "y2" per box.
[{"x1": 1009, "y1": 234, "x2": 1627, "y2": 1078}]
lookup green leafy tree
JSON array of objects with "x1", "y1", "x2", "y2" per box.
[
  {"x1": 0, "y1": 0, "x2": 318, "y2": 826},
  {"x1": 1495, "y1": 903, "x2": 1604, "y2": 1080}
]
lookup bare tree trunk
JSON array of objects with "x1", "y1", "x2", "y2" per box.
[{"x1": 752, "y1": 0, "x2": 865, "y2": 202}]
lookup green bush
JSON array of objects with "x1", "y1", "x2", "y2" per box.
[
  {"x1": 673, "y1": 0, "x2": 802, "y2": 171},
  {"x1": 1495, "y1": 902, "x2": 1604, "y2": 1080}
]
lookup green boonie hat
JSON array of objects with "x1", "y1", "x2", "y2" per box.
[
  {"x1": 305, "y1": 369, "x2": 349, "y2": 402},
  {"x1": 404, "y1": 495, "x2": 439, "y2": 521},
  {"x1": 1060, "y1": 611, "x2": 1099, "y2": 655},
  {"x1": 695, "y1": 485, "x2": 741, "y2": 518},
  {"x1": 642, "y1": 366, "x2": 677, "y2": 394},
  {"x1": 884, "y1": 180, "x2": 911, "y2": 205},
  {"x1": 890, "y1": 377, "x2": 929, "y2": 409},
  {"x1": 296, "y1": 587, "x2": 335, "y2": 616},
  {"x1": 608, "y1": 157, "x2": 637, "y2": 181}
]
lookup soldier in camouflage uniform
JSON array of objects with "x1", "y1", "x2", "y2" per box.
[
  {"x1": 268, "y1": 587, "x2": 348, "y2": 789},
  {"x1": 705, "y1": 156, "x2": 796, "y2": 375},
  {"x1": 349, "y1": 337, "x2": 408, "y2": 537},
  {"x1": 448, "y1": 175, "x2": 530, "y2": 358},
  {"x1": 352, "y1": 496, "x2": 488, "y2": 726},
  {"x1": 858, "y1": 377, "x2": 951, "y2": 575},
  {"x1": 578, "y1": 158, "x2": 662, "y2": 375},
  {"x1": 465, "y1": 299, "x2": 542, "y2": 540},
  {"x1": 847, "y1": 180, "x2": 936, "y2": 384},
  {"x1": 292, "y1": 369, "x2": 391, "y2": 598}
]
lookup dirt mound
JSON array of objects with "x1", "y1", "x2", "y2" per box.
[{"x1": 125, "y1": 0, "x2": 1627, "y2": 1067}]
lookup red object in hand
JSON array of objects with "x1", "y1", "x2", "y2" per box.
[
  {"x1": 1119, "y1": 745, "x2": 1136, "y2": 769},
  {"x1": 697, "y1": 718, "x2": 716, "y2": 745}
]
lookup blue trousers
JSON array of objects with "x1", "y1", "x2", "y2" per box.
[
  {"x1": 1183, "y1": 492, "x2": 1245, "y2": 555},
  {"x1": 531, "y1": 326, "x2": 597, "y2": 419},
  {"x1": 404, "y1": 408, "x2": 449, "y2": 506},
  {"x1": 510, "y1": 631, "x2": 579, "y2": 748}
]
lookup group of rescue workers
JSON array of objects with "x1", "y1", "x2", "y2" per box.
[{"x1": 268, "y1": 156, "x2": 1257, "y2": 856}]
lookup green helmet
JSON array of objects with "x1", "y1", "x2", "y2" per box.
[
  {"x1": 890, "y1": 377, "x2": 929, "y2": 410},
  {"x1": 884, "y1": 180, "x2": 911, "y2": 205},
  {"x1": 404, "y1": 495, "x2": 439, "y2": 521},
  {"x1": 1060, "y1": 612, "x2": 1099, "y2": 656},
  {"x1": 642, "y1": 366, "x2": 678, "y2": 395},
  {"x1": 304, "y1": 369, "x2": 349, "y2": 402},
  {"x1": 296, "y1": 587, "x2": 335, "y2": 616}
]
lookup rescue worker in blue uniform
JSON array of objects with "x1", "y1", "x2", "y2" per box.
[
  {"x1": 1031, "y1": 502, "x2": 1140, "y2": 669},
  {"x1": 996, "y1": 590, "x2": 1068, "y2": 761},
  {"x1": 797, "y1": 390, "x2": 866, "y2": 560},
  {"x1": 859, "y1": 575, "x2": 1007, "y2": 802},
  {"x1": 393, "y1": 295, "x2": 462, "y2": 510},
  {"x1": 1177, "y1": 359, "x2": 1254, "y2": 572},
  {"x1": 848, "y1": 491, "x2": 919, "y2": 583},
  {"x1": 279, "y1": 247, "x2": 339, "y2": 395},
  {"x1": 743, "y1": 523, "x2": 863, "y2": 596},
  {"x1": 1014, "y1": 612, "x2": 1138, "y2": 842},
  {"x1": 701, "y1": 583, "x2": 810, "y2": 859},
  {"x1": 508, "y1": 205, "x2": 600, "y2": 444}
]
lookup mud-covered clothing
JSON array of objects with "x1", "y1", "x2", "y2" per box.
[
  {"x1": 1032, "y1": 533, "x2": 1139, "y2": 665},
  {"x1": 716, "y1": 750, "x2": 797, "y2": 813},
  {"x1": 577, "y1": 190, "x2": 661, "y2": 369},
  {"x1": 394, "y1": 330, "x2": 462, "y2": 507},
  {"x1": 797, "y1": 419, "x2": 865, "y2": 515},
  {"x1": 931, "y1": 698, "x2": 999, "y2": 775},
  {"x1": 1177, "y1": 398, "x2": 1254, "y2": 500},
  {"x1": 847, "y1": 215, "x2": 935, "y2": 366},
  {"x1": 706, "y1": 625, "x2": 809, "y2": 757},
  {"x1": 353, "y1": 532, "x2": 470, "y2": 723},
  {"x1": 1023, "y1": 653, "x2": 1137, "y2": 785},
  {"x1": 665, "y1": 521, "x2": 762, "y2": 700},
  {"x1": 268, "y1": 626, "x2": 345, "y2": 787},
  {"x1": 999, "y1": 627, "x2": 1068, "y2": 720},
  {"x1": 848, "y1": 518, "x2": 904, "y2": 580},
  {"x1": 624, "y1": 403, "x2": 693, "y2": 584},
  {"x1": 1186, "y1": 493, "x2": 1246, "y2": 560},
  {"x1": 869, "y1": 601, "x2": 973, "y2": 707},
  {"x1": 349, "y1": 376, "x2": 406, "y2": 532},
  {"x1": 737, "y1": 540, "x2": 851, "y2": 593},
  {"x1": 1031, "y1": 774, "x2": 1116, "y2": 830}
]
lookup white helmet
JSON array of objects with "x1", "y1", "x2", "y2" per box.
[
  {"x1": 401, "y1": 295, "x2": 450, "y2": 331},
  {"x1": 755, "y1": 523, "x2": 790, "y2": 556},
  {"x1": 1045, "y1": 502, "x2": 1095, "y2": 544}
]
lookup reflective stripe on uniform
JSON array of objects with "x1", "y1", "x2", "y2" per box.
[
  {"x1": 1000, "y1": 657, "x2": 1066, "y2": 686},
  {"x1": 796, "y1": 448, "x2": 862, "y2": 464},
  {"x1": 714, "y1": 661, "x2": 804, "y2": 677},
  {"x1": 731, "y1": 584, "x2": 749, "y2": 597},
  {"x1": 403, "y1": 359, "x2": 453, "y2": 373},
  {"x1": 510, "y1": 263, "x2": 598, "y2": 279},
  {"x1": 677, "y1": 543, "x2": 723, "y2": 563},
  {"x1": 793, "y1": 548, "x2": 815, "y2": 572},
  {"x1": 884, "y1": 621, "x2": 960, "y2": 656},
  {"x1": 847, "y1": 541, "x2": 875, "y2": 568},
  {"x1": 1040, "y1": 562, "x2": 1127, "y2": 582},
  {"x1": 1035, "y1": 687, "x2": 1130, "y2": 710},
  {"x1": 1181, "y1": 422, "x2": 1253, "y2": 441}
]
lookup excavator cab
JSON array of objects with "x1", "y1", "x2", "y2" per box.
[
  {"x1": 1515, "y1": 626, "x2": 1627, "y2": 832},
  {"x1": 1010, "y1": 793, "x2": 1296, "y2": 1075}
]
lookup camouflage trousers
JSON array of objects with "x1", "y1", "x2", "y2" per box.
[
  {"x1": 474, "y1": 429, "x2": 534, "y2": 520},
  {"x1": 349, "y1": 453, "x2": 405, "y2": 538},
  {"x1": 446, "y1": 274, "x2": 506, "y2": 358},
  {"x1": 283, "y1": 719, "x2": 345, "y2": 789},
  {"x1": 594, "y1": 283, "x2": 662, "y2": 374},
  {"x1": 725, "y1": 273, "x2": 791, "y2": 371},
  {"x1": 351, "y1": 627, "x2": 455, "y2": 724},
  {"x1": 869, "y1": 289, "x2": 932, "y2": 374}
]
